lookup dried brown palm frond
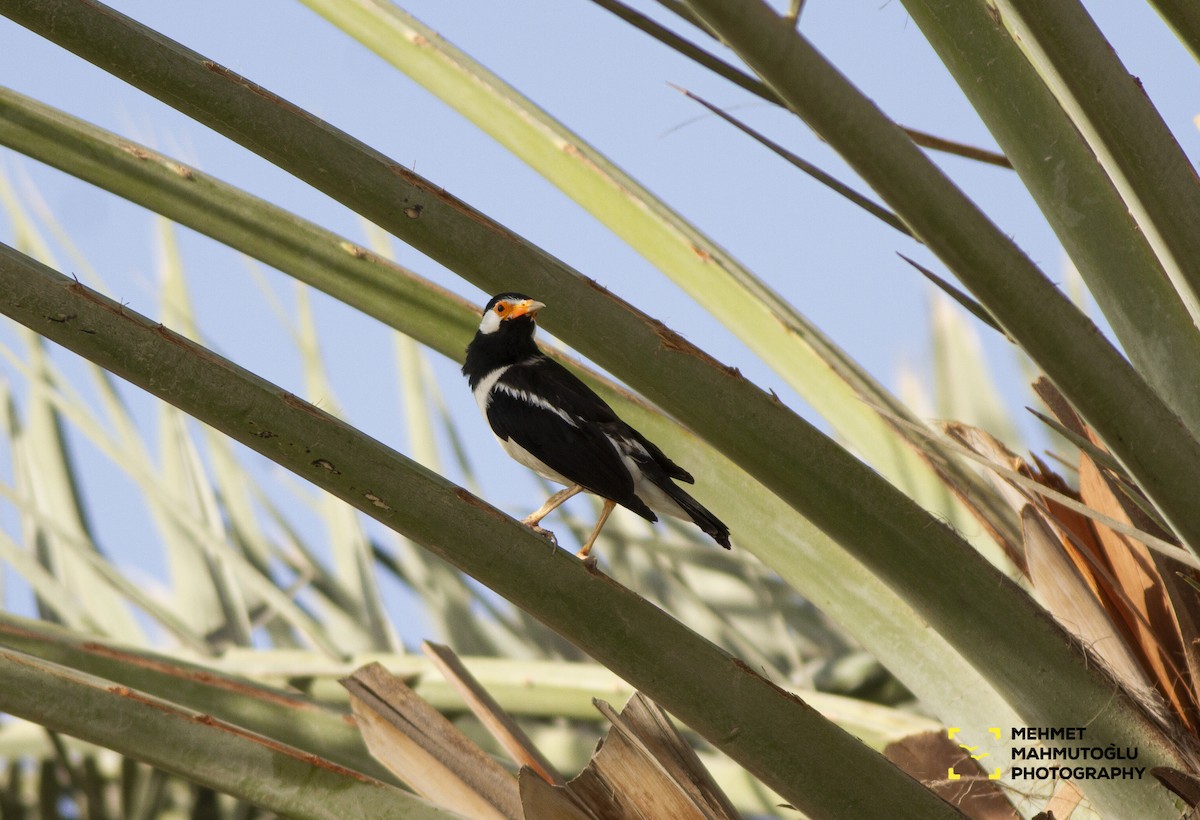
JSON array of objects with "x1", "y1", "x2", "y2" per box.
[
  {"x1": 342, "y1": 645, "x2": 741, "y2": 820},
  {"x1": 943, "y1": 395, "x2": 1200, "y2": 771}
]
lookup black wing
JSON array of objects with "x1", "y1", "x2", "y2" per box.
[
  {"x1": 487, "y1": 359, "x2": 656, "y2": 520},
  {"x1": 503, "y1": 357, "x2": 694, "y2": 483}
]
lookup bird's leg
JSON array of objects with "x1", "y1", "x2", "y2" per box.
[
  {"x1": 576, "y1": 499, "x2": 617, "y2": 565},
  {"x1": 521, "y1": 484, "x2": 584, "y2": 544}
]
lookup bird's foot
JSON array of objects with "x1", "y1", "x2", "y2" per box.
[
  {"x1": 575, "y1": 548, "x2": 598, "y2": 569},
  {"x1": 521, "y1": 519, "x2": 558, "y2": 546}
]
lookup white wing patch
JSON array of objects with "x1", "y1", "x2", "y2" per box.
[
  {"x1": 494, "y1": 383, "x2": 579, "y2": 427},
  {"x1": 605, "y1": 432, "x2": 687, "y2": 520}
]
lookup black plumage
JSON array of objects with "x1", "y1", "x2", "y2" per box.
[{"x1": 463, "y1": 292, "x2": 730, "y2": 559}]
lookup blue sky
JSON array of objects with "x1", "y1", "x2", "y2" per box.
[{"x1": 0, "y1": 1, "x2": 1196, "y2": 643}]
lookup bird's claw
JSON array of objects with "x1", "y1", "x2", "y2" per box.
[
  {"x1": 522, "y1": 520, "x2": 558, "y2": 546},
  {"x1": 577, "y1": 551, "x2": 599, "y2": 570}
]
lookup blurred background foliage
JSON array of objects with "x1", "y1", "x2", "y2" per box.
[{"x1": 0, "y1": 0, "x2": 1199, "y2": 817}]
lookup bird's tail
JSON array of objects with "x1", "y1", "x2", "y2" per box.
[{"x1": 659, "y1": 481, "x2": 731, "y2": 550}]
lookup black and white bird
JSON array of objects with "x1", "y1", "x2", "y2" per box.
[{"x1": 463, "y1": 292, "x2": 731, "y2": 561}]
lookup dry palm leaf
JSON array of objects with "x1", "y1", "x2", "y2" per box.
[
  {"x1": 1031, "y1": 377, "x2": 1200, "y2": 729},
  {"x1": 1077, "y1": 456, "x2": 1197, "y2": 730},
  {"x1": 936, "y1": 411, "x2": 1200, "y2": 689},
  {"x1": 884, "y1": 730, "x2": 1016, "y2": 820},
  {"x1": 1151, "y1": 765, "x2": 1200, "y2": 807},
  {"x1": 342, "y1": 659, "x2": 740, "y2": 819},
  {"x1": 1021, "y1": 506, "x2": 1161, "y2": 715},
  {"x1": 421, "y1": 640, "x2": 564, "y2": 787},
  {"x1": 584, "y1": 695, "x2": 740, "y2": 819},
  {"x1": 1031, "y1": 377, "x2": 1172, "y2": 541},
  {"x1": 517, "y1": 768, "x2": 596, "y2": 820},
  {"x1": 946, "y1": 410, "x2": 1197, "y2": 734},
  {"x1": 911, "y1": 419, "x2": 1195, "y2": 569},
  {"x1": 1040, "y1": 780, "x2": 1083, "y2": 820},
  {"x1": 342, "y1": 662, "x2": 521, "y2": 820}
]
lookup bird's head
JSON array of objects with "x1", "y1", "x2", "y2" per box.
[
  {"x1": 477, "y1": 293, "x2": 546, "y2": 336},
  {"x1": 463, "y1": 293, "x2": 547, "y2": 380}
]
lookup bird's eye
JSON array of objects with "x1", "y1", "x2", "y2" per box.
[{"x1": 494, "y1": 303, "x2": 507, "y2": 315}]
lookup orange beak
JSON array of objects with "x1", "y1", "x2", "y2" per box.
[{"x1": 506, "y1": 299, "x2": 545, "y2": 319}]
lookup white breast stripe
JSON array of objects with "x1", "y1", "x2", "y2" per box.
[
  {"x1": 494, "y1": 382, "x2": 579, "y2": 427},
  {"x1": 473, "y1": 365, "x2": 511, "y2": 414}
]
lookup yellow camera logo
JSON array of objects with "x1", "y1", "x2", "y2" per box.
[{"x1": 947, "y1": 727, "x2": 1003, "y2": 780}]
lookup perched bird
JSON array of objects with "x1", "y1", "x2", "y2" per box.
[{"x1": 463, "y1": 292, "x2": 731, "y2": 561}]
